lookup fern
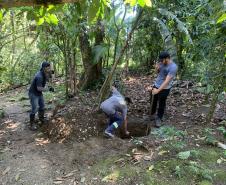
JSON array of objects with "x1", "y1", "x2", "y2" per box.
[
  {"x1": 92, "y1": 43, "x2": 109, "y2": 64},
  {"x1": 153, "y1": 17, "x2": 178, "y2": 62},
  {"x1": 158, "y1": 8, "x2": 193, "y2": 44}
]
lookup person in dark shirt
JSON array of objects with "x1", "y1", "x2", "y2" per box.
[{"x1": 28, "y1": 61, "x2": 54, "y2": 130}]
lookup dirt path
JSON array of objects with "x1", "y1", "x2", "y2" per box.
[
  {"x1": 0, "y1": 81, "x2": 225, "y2": 185},
  {"x1": 0, "y1": 90, "x2": 129, "y2": 185},
  {"x1": 0, "y1": 90, "x2": 62, "y2": 184}
]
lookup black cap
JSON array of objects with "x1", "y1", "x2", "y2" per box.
[
  {"x1": 41, "y1": 61, "x2": 50, "y2": 69},
  {"x1": 159, "y1": 51, "x2": 170, "y2": 61}
]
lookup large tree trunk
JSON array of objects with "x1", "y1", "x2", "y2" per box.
[
  {"x1": 97, "y1": 10, "x2": 143, "y2": 106},
  {"x1": 78, "y1": 21, "x2": 104, "y2": 89}
]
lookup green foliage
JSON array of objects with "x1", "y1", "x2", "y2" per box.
[
  {"x1": 203, "y1": 128, "x2": 218, "y2": 145},
  {"x1": 158, "y1": 8, "x2": 192, "y2": 43},
  {"x1": 217, "y1": 13, "x2": 226, "y2": 24},
  {"x1": 92, "y1": 44, "x2": 109, "y2": 64},
  {"x1": 217, "y1": 126, "x2": 226, "y2": 138},
  {"x1": 151, "y1": 126, "x2": 186, "y2": 140},
  {"x1": 0, "y1": 10, "x2": 3, "y2": 22},
  {"x1": 178, "y1": 151, "x2": 191, "y2": 160},
  {"x1": 125, "y1": 0, "x2": 152, "y2": 7},
  {"x1": 174, "y1": 165, "x2": 182, "y2": 178},
  {"x1": 19, "y1": 5, "x2": 60, "y2": 25},
  {"x1": 88, "y1": 0, "x2": 109, "y2": 23}
]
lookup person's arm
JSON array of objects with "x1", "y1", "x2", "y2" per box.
[
  {"x1": 152, "y1": 65, "x2": 177, "y2": 94},
  {"x1": 36, "y1": 77, "x2": 48, "y2": 92},
  {"x1": 152, "y1": 75, "x2": 173, "y2": 94}
]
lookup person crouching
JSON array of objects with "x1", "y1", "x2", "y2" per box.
[{"x1": 100, "y1": 86, "x2": 131, "y2": 138}]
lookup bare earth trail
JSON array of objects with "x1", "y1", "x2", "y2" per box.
[{"x1": 0, "y1": 89, "x2": 128, "y2": 185}]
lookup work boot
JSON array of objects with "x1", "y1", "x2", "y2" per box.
[
  {"x1": 38, "y1": 110, "x2": 48, "y2": 125},
  {"x1": 104, "y1": 122, "x2": 119, "y2": 138},
  {"x1": 29, "y1": 114, "x2": 37, "y2": 131},
  {"x1": 104, "y1": 130, "x2": 115, "y2": 138},
  {"x1": 155, "y1": 117, "x2": 162, "y2": 128}
]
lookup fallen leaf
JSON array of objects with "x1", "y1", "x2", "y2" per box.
[
  {"x1": 55, "y1": 177, "x2": 64, "y2": 181},
  {"x1": 217, "y1": 142, "x2": 226, "y2": 150},
  {"x1": 15, "y1": 173, "x2": 20, "y2": 182},
  {"x1": 148, "y1": 165, "x2": 154, "y2": 171},
  {"x1": 62, "y1": 172, "x2": 74, "y2": 178},
  {"x1": 114, "y1": 158, "x2": 125, "y2": 163},
  {"x1": 2, "y1": 167, "x2": 10, "y2": 175},
  {"x1": 80, "y1": 177, "x2": 86, "y2": 183},
  {"x1": 178, "y1": 151, "x2": 191, "y2": 160},
  {"x1": 19, "y1": 169, "x2": 26, "y2": 172},
  {"x1": 102, "y1": 171, "x2": 119, "y2": 182},
  {"x1": 53, "y1": 181, "x2": 63, "y2": 184},
  {"x1": 158, "y1": 150, "x2": 168, "y2": 156},
  {"x1": 217, "y1": 159, "x2": 222, "y2": 164}
]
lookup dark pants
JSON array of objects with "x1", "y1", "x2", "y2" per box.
[
  {"x1": 28, "y1": 92, "x2": 45, "y2": 116},
  {"x1": 150, "y1": 87, "x2": 170, "y2": 119},
  {"x1": 106, "y1": 112, "x2": 123, "y2": 133}
]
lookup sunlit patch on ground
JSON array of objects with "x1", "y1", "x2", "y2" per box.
[{"x1": 35, "y1": 137, "x2": 50, "y2": 146}]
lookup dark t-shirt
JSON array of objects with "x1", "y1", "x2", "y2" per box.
[{"x1": 29, "y1": 71, "x2": 46, "y2": 96}]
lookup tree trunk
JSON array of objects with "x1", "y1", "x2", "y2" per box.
[
  {"x1": 78, "y1": 21, "x2": 104, "y2": 89},
  {"x1": 97, "y1": 10, "x2": 143, "y2": 106}
]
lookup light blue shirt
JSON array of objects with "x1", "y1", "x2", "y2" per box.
[
  {"x1": 154, "y1": 61, "x2": 178, "y2": 89},
  {"x1": 100, "y1": 88, "x2": 127, "y2": 119}
]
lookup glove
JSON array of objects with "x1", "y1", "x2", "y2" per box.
[{"x1": 49, "y1": 86, "x2": 54, "y2": 92}]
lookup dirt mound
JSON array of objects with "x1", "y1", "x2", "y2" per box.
[{"x1": 45, "y1": 76, "x2": 225, "y2": 143}]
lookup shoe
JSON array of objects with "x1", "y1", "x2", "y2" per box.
[
  {"x1": 29, "y1": 114, "x2": 38, "y2": 131},
  {"x1": 155, "y1": 117, "x2": 162, "y2": 128},
  {"x1": 38, "y1": 110, "x2": 48, "y2": 125},
  {"x1": 104, "y1": 130, "x2": 115, "y2": 138}
]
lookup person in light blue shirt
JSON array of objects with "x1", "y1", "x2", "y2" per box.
[
  {"x1": 100, "y1": 86, "x2": 131, "y2": 138},
  {"x1": 148, "y1": 51, "x2": 178, "y2": 127}
]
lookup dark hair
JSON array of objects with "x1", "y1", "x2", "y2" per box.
[
  {"x1": 125, "y1": 97, "x2": 132, "y2": 104},
  {"x1": 113, "y1": 80, "x2": 120, "y2": 89},
  {"x1": 159, "y1": 51, "x2": 170, "y2": 61},
  {"x1": 41, "y1": 61, "x2": 50, "y2": 69}
]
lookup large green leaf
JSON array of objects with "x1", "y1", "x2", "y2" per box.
[
  {"x1": 45, "y1": 14, "x2": 58, "y2": 25},
  {"x1": 138, "y1": 0, "x2": 145, "y2": 7},
  {"x1": 158, "y1": 8, "x2": 193, "y2": 44},
  {"x1": 92, "y1": 44, "x2": 109, "y2": 64},
  {"x1": 125, "y1": 0, "x2": 152, "y2": 7},
  {"x1": 37, "y1": 17, "x2": 45, "y2": 25},
  {"x1": 88, "y1": 0, "x2": 101, "y2": 23},
  {"x1": 0, "y1": 11, "x2": 2, "y2": 22},
  {"x1": 178, "y1": 151, "x2": 191, "y2": 160},
  {"x1": 48, "y1": 14, "x2": 59, "y2": 25},
  {"x1": 144, "y1": 0, "x2": 152, "y2": 7},
  {"x1": 217, "y1": 13, "x2": 226, "y2": 24},
  {"x1": 153, "y1": 17, "x2": 178, "y2": 62}
]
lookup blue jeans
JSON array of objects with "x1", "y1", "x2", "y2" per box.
[
  {"x1": 28, "y1": 92, "x2": 45, "y2": 116},
  {"x1": 106, "y1": 112, "x2": 123, "y2": 133}
]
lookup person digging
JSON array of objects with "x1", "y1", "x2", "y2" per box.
[
  {"x1": 28, "y1": 61, "x2": 54, "y2": 131},
  {"x1": 100, "y1": 86, "x2": 132, "y2": 138},
  {"x1": 148, "y1": 51, "x2": 178, "y2": 128}
]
